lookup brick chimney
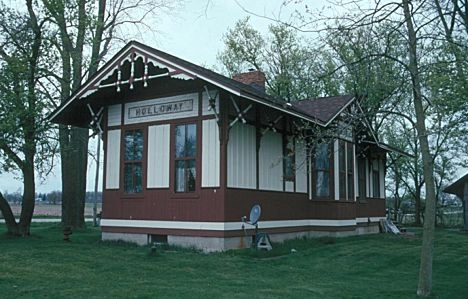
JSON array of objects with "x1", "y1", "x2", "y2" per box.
[{"x1": 232, "y1": 69, "x2": 266, "y2": 92}]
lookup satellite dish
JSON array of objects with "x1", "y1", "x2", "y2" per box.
[{"x1": 249, "y1": 204, "x2": 261, "y2": 225}]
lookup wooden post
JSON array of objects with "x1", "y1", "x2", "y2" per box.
[{"x1": 93, "y1": 133, "x2": 101, "y2": 227}]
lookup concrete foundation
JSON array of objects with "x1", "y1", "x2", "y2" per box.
[
  {"x1": 101, "y1": 222, "x2": 382, "y2": 252},
  {"x1": 102, "y1": 232, "x2": 148, "y2": 246}
]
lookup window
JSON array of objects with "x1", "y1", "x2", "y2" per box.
[
  {"x1": 347, "y1": 143, "x2": 354, "y2": 200},
  {"x1": 314, "y1": 143, "x2": 331, "y2": 197},
  {"x1": 124, "y1": 129, "x2": 143, "y2": 193},
  {"x1": 175, "y1": 123, "x2": 197, "y2": 192},
  {"x1": 372, "y1": 160, "x2": 380, "y2": 198},
  {"x1": 338, "y1": 140, "x2": 354, "y2": 201},
  {"x1": 339, "y1": 141, "x2": 346, "y2": 199},
  {"x1": 283, "y1": 136, "x2": 295, "y2": 182},
  {"x1": 357, "y1": 158, "x2": 366, "y2": 199}
]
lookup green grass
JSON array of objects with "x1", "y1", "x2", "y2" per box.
[{"x1": 1, "y1": 224, "x2": 467, "y2": 298}]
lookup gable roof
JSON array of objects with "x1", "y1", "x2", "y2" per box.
[
  {"x1": 49, "y1": 40, "x2": 354, "y2": 127},
  {"x1": 291, "y1": 95, "x2": 355, "y2": 126},
  {"x1": 444, "y1": 173, "x2": 468, "y2": 198}
]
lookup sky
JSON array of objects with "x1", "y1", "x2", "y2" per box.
[
  {"x1": 1, "y1": 0, "x2": 465, "y2": 194},
  {"x1": 0, "y1": 0, "x2": 319, "y2": 194}
]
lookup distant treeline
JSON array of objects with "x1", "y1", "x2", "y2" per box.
[{"x1": 3, "y1": 191, "x2": 102, "y2": 204}]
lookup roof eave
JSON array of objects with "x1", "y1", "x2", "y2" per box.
[{"x1": 49, "y1": 41, "x2": 328, "y2": 127}]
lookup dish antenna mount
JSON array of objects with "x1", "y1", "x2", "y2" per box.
[{"x1": 241, "y1": 204, "x2": 272, "y2": 250}]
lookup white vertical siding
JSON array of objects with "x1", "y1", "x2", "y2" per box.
[
  {"x1": 227, "y1": 123, "x2": 257, "y2": 189},
  {"x1": 259, "y1": 131, "x2": 283, "y2": 191},
  {"x1": 334, "y1": 140, "x2": 340, "y2": 200},
  {"x1": 285, "y1": 181, "x2": 294, "y2": 192},
  {"x1": 147, "y1": 124, "x2": 170, "y2": 188},
  {"x1": 295, "y1": 139, "x2": 308, "y2": 193},
  {"x1": 202, "y1": 119, "x2": 220, "y2": 187},
  {"x1": 107, "y1": 104, "x2": 122, "y2": 126},
  {"x1": 105, "y1": 129, "x2": 121, "y2": 189}
]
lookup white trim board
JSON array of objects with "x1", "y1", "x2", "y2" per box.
[{"x1": 100, "y1": 218, "x2": 384, "y2": 231}]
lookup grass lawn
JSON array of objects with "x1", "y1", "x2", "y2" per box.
[{"x1": 0, "y1": 224, "x2": 467, "y2": 298}]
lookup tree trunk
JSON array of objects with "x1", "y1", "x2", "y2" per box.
[
  {"x1": 60, "y1": 126, "x2": 88, "y2": 229},
  {"x1": 415, "y1": 185, "x2": 422, "y2": 226},
  {"x1": 402, "y1": 0, "x2": 438, "y2": 296},
  {"x1": 0, "y1": 192, "x2": 19, "y2": 235},
  {"x1": 0, "y1": 149, "x2": 36, "y2": 236},
  {"x1": 18, "y1": 159, "x2": 36, "y2": 236}
]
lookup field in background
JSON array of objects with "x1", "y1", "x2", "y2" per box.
[
  {"x1": 396, "y1": 206, "x2": 464, "y2": 228},
  {"x1": 1, "y1": 224, "x2": 467, "y2": 298},
  {"x1": 7, "y1": 203, "x2": 101, "y2": 218}
]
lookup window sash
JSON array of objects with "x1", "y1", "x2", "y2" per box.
[
  {"x1": 123, "y1": 129, "x2": 143, "y2": 194},
  {"x1": 313, "y1": 143, "x2": 331, "y2": 198},
  {"x1": 175, "y1": 123, "x2": 197, "y2": 193},
  {"x1": 283, "y1": 136, "x2": 295, "y2": 182}
]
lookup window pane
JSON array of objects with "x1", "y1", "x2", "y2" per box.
[
  {"x1": 348, "y1": 173, "x2": 354, "y2": 200},
  {"x1": 124, "y1": 163, "x2": 143, "y2": 193},
  {"x1": 284, "y1": 155, "x2": 294, "y2": 179},
  {"x1": 284, "y1": 136, "x2": 295, "y2": 180},
  {"x1": 373, "y1": 170, "x2": 380, "y2": 197},
  {"x1": 339, "y1": 141, "x2": 346, "y2": 172},
  {"x1": 175, "y1": 125, "x2": 186, "y2": 158},
  {"x1": 186, "y1": 124, "x2": 196, "y2": 158},
  {"x1": 124, "y1": 164, "x2": 133, "y2": 193},
  {"x1": 316, "y1": 171, "x2": 329, "y2": 197},
  {"x1": 125, "y1": 131, "x2": 134, "y2": 160},
  {"x1": 187, "y1": 159, "x2": 196, "y2": 192},
  {"x1": 175, "y1": 160, "x2": 185, "y2": 192},
  {"x1": 347, "y1": 144, "x2": 353, "y2": 171},
  {"x1": 134, "y1": 130, "x2": 143, "y2": 161},
  {"x1": 339, "y1": 173, "x2": 346, "y2": 198},
  {"x1": 125, "y1": 130, "x2": 143, "y2": 161},
  {"x1": 135, "y1": 163, "x2": 142, "y2": 193},
  {"x1": 316, "y1": 143, "x2": 329, "y2": 169}
]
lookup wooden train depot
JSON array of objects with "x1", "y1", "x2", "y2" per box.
[{"x1": 50, "y1": 41, "x2": 393, "y2": 251}]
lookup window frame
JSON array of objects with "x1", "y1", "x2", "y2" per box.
[
  {"x1": 337, "y1": 140, "x2": 355, "y2": 201},
  {"x1": 283, "y1": 135, "x2": 296, "y2": 183},
  {"x1": 174, "y1": 122, "x2": 198, "y2": 193},
  {"x1": 122, "y1": 128, "x2": 145, "y2": 194},
  {"x1": 346, "y1": 142, "x2": 355, "y2": 201},
  {"x1": 312, "y1": 142, "x2": 333, "y2": 199},
  {"x1": 371, "y1": 159, "x2": 381, "y2": 198}
]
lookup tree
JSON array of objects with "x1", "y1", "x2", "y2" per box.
[
  {"x1": 229, "y1": 0, "x2": 467, "y2": 295},
  {"x1": 321, "y1": 1, "x2": 463, "y2": 296},
  {"x1": 40, "y1": 0, "x2": 182, "y2": 229},
  {"x1": 0, "y1": 0, "x2": 183, "y2": 232},
  {"x1": 0, "y1": 0, "x2": 54, "y2": 235},
  {"x1": 218, "y1": 17, "x2": 324, "y2": 100}
]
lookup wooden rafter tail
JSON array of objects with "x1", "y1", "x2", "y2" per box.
[
  {"x1": 116, "y1": 62, "x2": 122, "y2": 92},
  {"x1": 129, "y1": 52, "x2": 135, "y2": 90},
  {"x1": 144, "y1": 56, "x2": 149, "y2": 87}
]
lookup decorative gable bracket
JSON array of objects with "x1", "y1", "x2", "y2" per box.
[{"x1": 77, "y1": 45, "x2": 197, "y2": 100}]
